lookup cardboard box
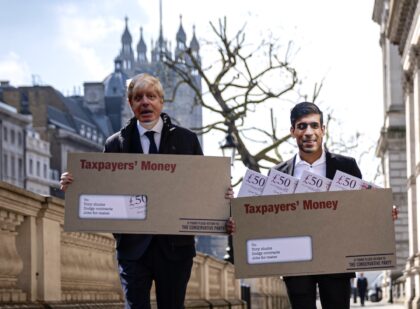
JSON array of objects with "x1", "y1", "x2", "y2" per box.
[
  {"x1": 64, "y1": 153, "x2": 231, "y2": 235},
  {"x1": 231, "y1": 189, "x2": 396, "y2": 278}
]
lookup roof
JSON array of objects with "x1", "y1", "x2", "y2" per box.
[
  {"x1": 122, "y1": 17, "x2": 132, "y2": 44},
  {"x1": 91, "y1": 114, "x2": 114, "y2": 138},
  {"x1": 0, "y1": 101, "x2": 17, "y2": 113},
  {"x1": 137, "y1": 27, "x2": 147, "y2": 53},
  {"x1": 103, "y1": 71, "x2": 127, "y2": 98},
  {"x1": 176, "y1": 16, "x2": 186, "y2": 43},
  {"x1": 47, "y1": 105, "x2": 76, "y2": 132}
]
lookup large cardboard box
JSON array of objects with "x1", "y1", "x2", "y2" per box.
[
  {"x1": 231, "y1": 189, "x2": 396, "y2": 278},
  {"x1": 64, "y1": 153, "x2": 231, "y2": 235}
]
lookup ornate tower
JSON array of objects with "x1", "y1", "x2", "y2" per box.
[
  {"x1": 175, "y1": 15, "x2": 187, "y2": 62},
  {"x1": 110, "y1": 10, "x2": 202, "y2": 134},
  {"x1": 137, "y1": 27, "x2": 148, "y2": 65},
  {"x1": 119, "y1": 17, "x2": 135, "y2": 76}
]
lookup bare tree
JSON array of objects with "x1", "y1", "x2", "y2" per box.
[{"x1": 164, "y1": 17, "x2": 321, "y2": 173}]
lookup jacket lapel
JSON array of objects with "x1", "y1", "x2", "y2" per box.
[
  {"x1": 158, "y1": 113, "x2": 175, "y2": 154},
  {"x1": 121, "y1": 118, "x2": 143, "y2": 154},
  {"x1": 325, "y1": 151, "x2": 335, "y2": 179},
  {"x1": 131, "y1": 128, "x2": 143, "y2": 154},
  {"x1": 284, "y1": 155, "x2": 296, "y2": 176}
]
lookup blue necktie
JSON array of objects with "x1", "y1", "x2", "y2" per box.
[{"x1": 145, "y1": 131, "x2": 158, "y2": 154}]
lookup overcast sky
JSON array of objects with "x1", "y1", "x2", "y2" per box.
[{"x1": 0, "y1": 0, "x2": 384, "y2": 181}]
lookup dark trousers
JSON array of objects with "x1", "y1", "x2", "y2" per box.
[
  {"x1": 352, "y1": 287, "x2": 357, "y2": 303},
  {"x1": 284, "y1": 275, "x2": 351, "y2": 309},
  {"x1": 358, "y1": 289, "x2": 366, "y2": 306},
  {"x1": 118, "y1": 239, "x2": 193, "y2": 309}
]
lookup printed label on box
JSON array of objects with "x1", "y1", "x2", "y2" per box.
[
  {"x1": 246, "y1": 236, "x2": 312, "y2": 264},
  {"x1": 79, "y1": 194, "x2": 147, "y2": 219}
]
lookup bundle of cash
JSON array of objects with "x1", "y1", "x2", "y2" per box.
[
  {"x1": 294, "y1": 170, "x2": 332, "y2": 193},
  {"x1": 262, "y1": 169, "x2": 299, "y2": 195},
  {"x1": 237, "y1": 169, "x2": 268, "y2": 197}
]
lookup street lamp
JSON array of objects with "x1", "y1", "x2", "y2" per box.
[
  {"x1": 220, "y1": 127, "x2": 236, "y2": 264},
  {"x1": 220, "y1": 129, "x2": 237, "y2": 166}
]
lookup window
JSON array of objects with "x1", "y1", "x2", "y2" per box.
[
  {"x1": 80, "y1": 124, "x2": 85, "y2": 136},
  {"x1": 29, "y1": 159, "x2": 33, "y2": 175},
  {"x1": 3, "y1": 154, "x2": 7, "y2": 177},
  {"x1": 18, "y1": 132, "x2": 22, "y2": 146},
  {"x1": 36, "y1": 161, "x2": 40, "y2": 177},
  {"x1": 3, "y1": 127, "x2": 7, "y2": 142},
  {"x1": 43, "y1": 163, "x2": 47, "y2": 178},
  {"x1": 10, "y1": 129, "x2": 15, "y2": 145},
  {"x1": 11, "y1": 156, "x2": 15, "y2": 179},
  {"x1": 18, "y1": 158, "x2": 23, "y2": 179}
]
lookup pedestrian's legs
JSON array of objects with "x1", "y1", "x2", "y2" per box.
[
  {"x1": 317, "y1": 276, "x2": 351, "y2": 309},
  {"x1": 284, "y1": 275, "x2": 317, "y2": 309},
  {"x1": 358, "y1": 289, "x2": 366, "y2": 306},
  {"x1": 118, "y1": 258, "x2": 153, "y2": 309},
  {"x1": 152, "y1": 247, "x2": 193, "y2": 309}
]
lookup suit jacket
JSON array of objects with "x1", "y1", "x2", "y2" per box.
[
  {"x1": 275, "y1": 151, "x2": 362, "y2": 279},
  {"x1": 357, "y1": 277, "x2": 368, "y2": 291},
  {"x1": 104, "y1": 113, "x2": 203, "y2": 261}
]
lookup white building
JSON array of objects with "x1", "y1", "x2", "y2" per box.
[
  {"x1": 373, "y1": 0, "x2": 420, "y2": 306},
  {"x1": 0, "y1": 101, "x2": 31, "y2": 188},
  {"x1": 25, "y1": 129, "x2": 59, "y2": 195},
  {"x1": 0, "y1": 100, "x2": 59, "y2": 195}
]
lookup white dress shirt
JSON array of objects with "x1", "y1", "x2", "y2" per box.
[
  {"x1": 137, "y1": 118, "x2": 163, "y2": 154},
  {"x1": 293, "y1": 151, "x2": 327, "y2": 179}
]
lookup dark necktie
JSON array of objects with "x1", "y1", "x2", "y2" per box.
[{"x1": 145, "y1": 131, "x2": 158, "y2": 154}]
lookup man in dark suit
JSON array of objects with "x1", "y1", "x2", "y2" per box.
[
  {"x1": 274, "y1": 102, "x2": 361, "y2": 309},
  {"x1": 357, "y1": 273, "x2": 368, "y2": 306},
  {"x1": 61, "y1": 73, "x2": 234, "y2": 309}
]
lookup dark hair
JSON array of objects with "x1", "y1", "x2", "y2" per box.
[{"x1": 290, "y1": 102, "x2": 323, "y2": 128}]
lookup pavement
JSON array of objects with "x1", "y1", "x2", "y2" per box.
[
  {"x1": 314, "y1": 300, "x2": 405, "y2": 308},
  {"x1": 350, "y1": 302, "x2": 405, "y2": 308}
]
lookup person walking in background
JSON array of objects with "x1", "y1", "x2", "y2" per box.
[
  {"x1": 357, "y1": 272, "x2": 368, "y2": 306},
  {"x1": 351, "y1": 278, "x2": 358, "y2": 304}
]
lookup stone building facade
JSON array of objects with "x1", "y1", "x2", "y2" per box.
[
  {"x1": 25, "y1": 128, "x2": 58, "y2": 195},
  {"x1": 0, "y1": 85, "x2": 108, "y2": 197},
  {"x1": 373, "y1": 0, "x2": 420, "y2": 306},
  {"x1": 0, "y1": 100, "x2": 58, "y2": 196},
  {"x1": 0, "y1": 101, "x2": 31, "y2": 189}
]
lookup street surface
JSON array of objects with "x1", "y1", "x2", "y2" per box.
[
  {"x1": 350, "y1": 302, "x2": 404, "y2": 308},
  {"x1": 315, "y1": 300, "x2": 405, "y2": 308}
]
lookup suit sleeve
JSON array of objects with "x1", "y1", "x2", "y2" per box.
[
  {"x1": 350, "y1": 158, "x2": 362, "y2": 179},
  {"x1": 103, "y1": 134, "x2": 121, "y2": 154},
  {"x1": 193, "y1": 134, "x2": 204, "y2": 155}
]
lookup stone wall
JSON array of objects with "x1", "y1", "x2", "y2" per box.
[{"x1": 0, "y1": 181, "x2": 289, "y2": 308}]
